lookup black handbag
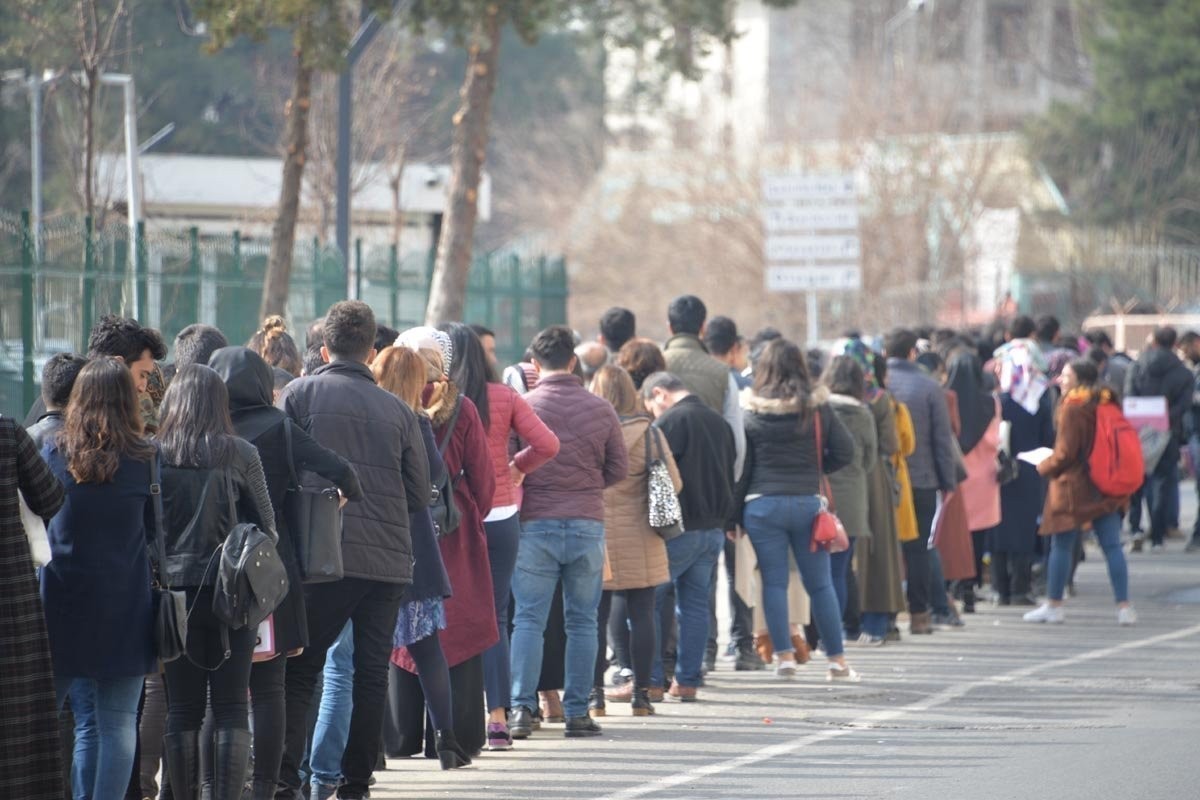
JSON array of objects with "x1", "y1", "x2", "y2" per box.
[
  {"x1": 431, "y1": 399, "x2": 464, "y2": 539},
  {"x1": 149, "y1": 451, "x2": 187, "y2": 664},
  {"x1": 282, "y1": 418, "x2": 344, "y2": 583},
  {"x1": 212, "y1": 470, "x2": 289, "y2": 630}
]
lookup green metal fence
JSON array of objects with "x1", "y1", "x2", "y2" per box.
[{"x1": 0, "y1": 209, "x2": 567, "y2": 418}]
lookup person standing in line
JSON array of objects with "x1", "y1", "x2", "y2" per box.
[
  {"x1": 247, "y1": 316, "x2": 305, "y2": 378},
  {"x1": 389, "y1": 327, "x2": 497, "y2": 759},
  {"x1": 820, "y1": 356, "x2": 878, "y2": 626},
  {"x1": 440, "y1": 322, "x2": 560, "y2": 751},
  {"x1": 509, "y1": 326, "x2": 628, "y2": 740},
  {"x1": 277, "y1": 301, "x2": 431, "y2": 800},
  {"x1": 155, "y1": 364, "x2": 277, "y2": 800},
  {"x1": 1124, "y1": 326, "x2": 1193, "y2": 552},
  {"x1": 469, "y1": 324, "x2": 499, "y2": 369},
  {"x1": 734, "y1": 340, "x2": 861, "y2": 681},
  {"x1": 617, "y1": 339, "x2": 668, "y2": 393},
  {"x1": 2, "y1": 416, "x2": 66, "y2": 800},
  {"x1": 1178, "y1": 331, "x2": 1200, "y2": 553},
  {"x1": 26, "y1": 353, "x2": 88, "y2": 450},
  {"x1": 590, "y1": 365, "x2": 682, "y2": 716},
  {"x1": 885, "y1": 329, "x2": 960, "y2": 634},
  {"x1": 1024, "y1": 359, "x2": 1137, "y2": 625},
  {"x1": 598, "y1": 307, "x2": 637, "y2": 358},
  {"x1": 208, "y1": 346, "x2": 363, "y2": 798}
]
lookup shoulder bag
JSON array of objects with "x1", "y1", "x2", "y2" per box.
[
  {"x1": 283, "y1": 418, "x2": 344, "y2": 583},
  {"x1": 810, "y1": 409, "x2": 850, "y2": 554},
  {"x1": 431, "y1": 399, "x2": 464, "y2": 539},
  {"x1": 149, "y1": 451, "x2": 188, "y2": 663},
  {"x1": 213, "y1": 469, "x2": 289, "y2": 631},
  {"x1": 644, "y1": 424, "x2": 684, "y2": 540}
]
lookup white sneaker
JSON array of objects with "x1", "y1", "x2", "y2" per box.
[
  {"x1": 1022, "y1": 603, "x2": 1065, "y2": 624},
  {"x1": 1117, "y1": 606, "x2": 1138, "y2": 626},
  {"x1": 775, "y1": 659, "x2": 797, "y2": 679},
  {"x1": 827, "y1": 664, "x2": 862, "y2": 683}
]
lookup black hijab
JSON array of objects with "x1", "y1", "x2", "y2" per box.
[{"x1": 945, "y1": 348, "x2": 994, "y2": 454}]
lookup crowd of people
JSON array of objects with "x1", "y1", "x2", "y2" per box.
[{"x1": 2, "y1": 293, "x2": 1188, "y2": 800}]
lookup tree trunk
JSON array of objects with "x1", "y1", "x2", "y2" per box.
[
  {"x1": 424, "y1": 7, "x2": 502, "y2": 326},
  {"x1": 83, "y1": 73, "x2": 96, "y2": 221},
  {"x1": 261, "y1": 53, "x2": 314, "y2": 321}
]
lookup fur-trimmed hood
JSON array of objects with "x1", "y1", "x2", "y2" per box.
[
  {"x1": 826, "y1": 392, "x2": 865, "y2": 408},
  {"x1": 741, "y1": 385, "x2": 829, "y2": 415}
]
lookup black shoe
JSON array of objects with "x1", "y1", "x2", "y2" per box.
[
  {"x1": 587, "y1": 687, "x2": 606, "y2": 718},
  {"x1": 435, "y1": 729, "x2": 472, "y2": 770},
  {"x1": 734, "y1": 650, "x2": 766, "y2": 671},
  {"x1": 631, "y1": 687, "x2": 655, "y2": 717},
  {"x1": 163, "y1": 730, "x2": 199, "y2": 800},
  {"x1": 997, "y1": 595, "x2": 1012, "y2": 606},
  {"x1": 1012, "y1": 594, "x2": 1038, "y2": 606},
  {"x1": 509, "y1": 706, "x2": 535, "y2": 740},
  {"x1": 564, "y1": 716, "x2": 603, "y2": 738},
  {"x1": 211, "y1": 728, "x2": 252, "y2": 800}
]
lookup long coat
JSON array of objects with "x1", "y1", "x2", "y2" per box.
[
  {"x1": 1038, "y1": 390, "x2": 1129, "y2": 535},
  {"x1": 603, "y1": 416, "x2": 682, "y2": 591},
  {"x1": 961, "y1": 397, "x2": 1002, "y2": 531},
  {"x1": 825, "y1": 394, "x2": 878, "y2": 539},
  {"x1": 934, "y1": 391, "x2": 976, "y2": 581},
  {"x1": 857, "y1": 393, "x2": 906, "y2": 615},
  {"x1": 394, "y1": 389, "x2": 497, "y2": 671},
  {"x1": 992, "y1": 391, "x2": 1055, "y2": 553},
  {"x1": 892, "y1": 400, "x2": 919, "y2": 543},
  {"x1": 0, "y1": 418, "x2": 66, "y2": 800}
]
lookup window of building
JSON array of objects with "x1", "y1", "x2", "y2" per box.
[
  {"x1": 932, "y1": 0, "x2": 967, "y2": 61},
  {"x1": 987, "y1": 1, "x2": 1029, "y2": 60}
]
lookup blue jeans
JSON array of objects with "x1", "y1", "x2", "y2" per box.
[
  {"x1": 651, "y1": 529, "x2": 724, "y2": 688},
  {"x1": 860, "y1": 612, "x2": 890, "y2": 638},
  {"x1": 1048, "y1": 512, "x2": 1129, "y2": 603},
  {"x1": 745, "y1": 495, "x2": 845, "y2": 658},
  {"x1": 510, "y1": 519, "x2": 605, "y2": 719},
  {"x1": 483, "y1": 513, "x2": 522, "y2": 712},
  {"x1": 310, "y1": 621, "x2": 354, "y2": 789},
  {"x1": 830, "y1": 539, "x2": 857, "y2": 617},
  {"x1": 1146, "y1": 456, "x2": 1179, "y2": 545},
  {"x1": 54, "y1": 675, "x2": 143, "y2": 800}
]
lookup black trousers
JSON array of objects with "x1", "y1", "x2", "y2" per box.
[
  {"x1": 595, "y1": 588, "x2": 656, "y2": 689},
  {"x1": 991, "y1": 551, "x2": 1033, "y2": 600},
  {"x1": 902, "y1": 488, "x2": 939, "y2": 614},
  {"x1": 249, "y1": 654, "x2": 287, "y2": 788},
  {"x1": 388, "y1": 654, "x2": 486, "y2": 758},
  {"x1": 279, "y1": 578, "x2": 405, "y2": 797}
]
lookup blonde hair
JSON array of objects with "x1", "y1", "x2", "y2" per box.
[
  {"x1": 372, "y1": 347, "x2": 431, "y2": 411},
  {"x1": 591, "y1": 364, "x2": 641, "y2": 416},
  {"x1": 248, "y1": 315, "x2": 303, "y2": 376}
]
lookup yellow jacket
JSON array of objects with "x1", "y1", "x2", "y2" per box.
[{"x1": 892, "y1": 399, "x2": 919, "y2": 543}]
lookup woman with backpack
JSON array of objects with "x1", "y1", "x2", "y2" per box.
[
  {"x1": 156, "y1": 364, "x2": 276, "y2": 800},
  {"x1": 1024, "y1": 358, "x2": 1137, "y2": 626}
]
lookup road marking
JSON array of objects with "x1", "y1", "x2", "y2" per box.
[{"x1": 598, "y1": 622, "x2": 1200, "y2": 800}]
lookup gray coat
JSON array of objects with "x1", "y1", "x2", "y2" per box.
[
  {"x1": 825, "y1": 394, "x2": 877, "y2": 539},
  {"x1": 885, "y1": 359, "x2": 959, "y2": 492}
]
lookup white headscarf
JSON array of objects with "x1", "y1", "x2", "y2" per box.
[{"x1": 395, "y1": 326, "x2": 453, "y2": 376}]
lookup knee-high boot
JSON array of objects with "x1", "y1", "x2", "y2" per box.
[
  {"x1": 210, "y1": 728, "x2": 252, "y2": 800},
  {"x1": 161, "y1": 732, "x2": 198, "y2": 800}
]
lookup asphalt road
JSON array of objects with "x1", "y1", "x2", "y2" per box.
[{"x1": 371, "y1": 528, "x2": 1200, "y2": 799}]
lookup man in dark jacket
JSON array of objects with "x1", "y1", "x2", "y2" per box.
[
  {"x1": 1125, "y1": 326, "x2": 1193, "y2": 551},
  {"x1": 509, "y1": 325, "x2": 628, "y2": 740},
  {"x1": 643, "y1": 372, "x2": 736, "y2": 701},
  {"x1": 885, "y1": 329, "x2": 959, "y2": 634},
  {"x1": 277, "y1": 301, "x2": 430, "y2": 800},
  {"x1": 26, "y1": 353, "x2": 88, "y2": 450}
]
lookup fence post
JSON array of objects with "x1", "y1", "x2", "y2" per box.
[
  {"x1": 189, "y1": 227, "x2": 200, "y2": 324},
  {"x1": 355, "y1": 238, "x2": 363, "y2": 301},
  {"x1": 136, "y1": 221, "x2": 148, "y2": 322},
  {"x1": 20, "y1": 211, "x2": 35, "y2": 413},
  {"x1": 537, "y1": 256, "x2": 548, "y2": 328},
  {"x1": 482, "y1": 253, "x2": 494, "y2": 329},
  {"x1": 82, "y1": 216, "x2": 95, "y2": 347},
  {"x1": 389, "y1": 244, "x2": 399, "y2": 326},
  {"x1": 232, "y1": 230, "x2": 242, "y2": 275},
  {"x1": 312, "y1": 237, "x2": 321, "y2": 318},
  {"x1": 509, "y1": 254, "x2": 521, "y2": 356}
]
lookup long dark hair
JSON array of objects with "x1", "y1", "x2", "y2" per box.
[
  {"x1": 156, "y1": 364, "x2": 237, "y2": 468},
  {"x1": 440, "y1": 322, "x2": 497, "y2": 428},
  {"x1": 62, "y1": 357, "x2": 155, "y2": 483},
  {"x1": 753, "y1": 338, "x2": 813, "y2": 422},
  {"x1": 822, "y1": 355, "x2": 865, "y2": 401}
]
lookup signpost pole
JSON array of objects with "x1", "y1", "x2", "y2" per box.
[{"x1": 806, "y1": 291, "x2": 819, "y2": 345}]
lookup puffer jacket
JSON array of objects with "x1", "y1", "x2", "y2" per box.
[
  {"x1": 825, "y1": 393, "x2": 878, "y2": 539},
  {"x1": 485, "y1": 383, "x2": 560, "y2": 509},
  {"x1": 279, "y1": 360, "x2": 430, "y2": 585},
  {"x1": 602, "y1": 416, "x2": 682, "y2": 591},
  {"x1": 886, "y1": 358, "x2": 959, "y2": 492},
  {"x1": 159, "y1": 437, "x2": 276, "y2": 587},
  {"x1": 521, "y1": 373, "x2": 628, "y2": 522}
]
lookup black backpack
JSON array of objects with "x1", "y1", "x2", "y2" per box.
[
  {"x1": 212, "y1": 470, "x2": 289, "y2": 630},
  {"x1": 430, "y1": 399, "x2": 464, "y2": 539}
]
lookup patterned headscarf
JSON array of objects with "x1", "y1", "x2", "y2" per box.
[
  {"x1": 395, "y1": 326, "x2": 453, "y2": 376},
  {"x1": 993, "y1": 338, "x2": 1048, "y2": 414},
  {"x1": 833, "y1": 336, "x2": 881, "y2": 398}
]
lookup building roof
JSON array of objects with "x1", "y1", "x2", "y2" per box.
[{"x1": 96, "y1": 153, "x2": 490, "y2": 221}]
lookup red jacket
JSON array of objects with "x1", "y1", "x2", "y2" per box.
[
  {"x1": 521, "y1": 373, "x2": 629, "y2": 522},
  {"x1": 392, "y1": 393, "x2": 497, "y2": 670},
  {"x1": 486, "y1": 383, "x2": 560, "y2": 509}
]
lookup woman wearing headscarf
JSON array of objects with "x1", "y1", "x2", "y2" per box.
[
  {"x1": 990, "y1": 337, "x2": 1055, "y2": 605},
  {"x1": 837, "y1": 342, "x2": 906, "y2": 646},
  {"x1": 945, "y1": 348, "x2": 1002, "y2": 613},
  {"x1": 389, "y1": 327, "x2": 497, "y2": 758}
]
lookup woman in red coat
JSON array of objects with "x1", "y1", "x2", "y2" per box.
[{"x1": 391, "y1": 328, "x2": 497, "y2": 758}]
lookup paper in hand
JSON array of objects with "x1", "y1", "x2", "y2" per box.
[{"x1": 1017, "y1": 447, "x2": 1053, "y2": 466}]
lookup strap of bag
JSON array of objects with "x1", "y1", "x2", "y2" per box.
[
  {"x1": 643, "y1": 420, "x2": 653, "y2": 469},
  {"x1": 283, "y1": 417, "x2": 298, "y2": 490},
  {"x1": 813, "y1": 408, "x2": 836, "y2": 512},
  {"x1": 149, "y1": 450, "x2": 168, "y2": 588},
  {"x1": 439, "y1": 398, "x2": 463, "y2": 457}
]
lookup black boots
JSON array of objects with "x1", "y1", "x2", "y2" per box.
[
  {"x1": 435, "y1": 729, "x2": 472, "y2": 770},
  {"x1": 211, "y1": 728, "x2": 252, "y2": 800},
  {"x1": 631, "y1": 687, "x2": 655, "y2": 717},
  {"x1": 162, "y1": 731, "x2": 199, "y2": 800},
  {"x1": 587, "y1": 687, "x2": 606, "y2": 718}
]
